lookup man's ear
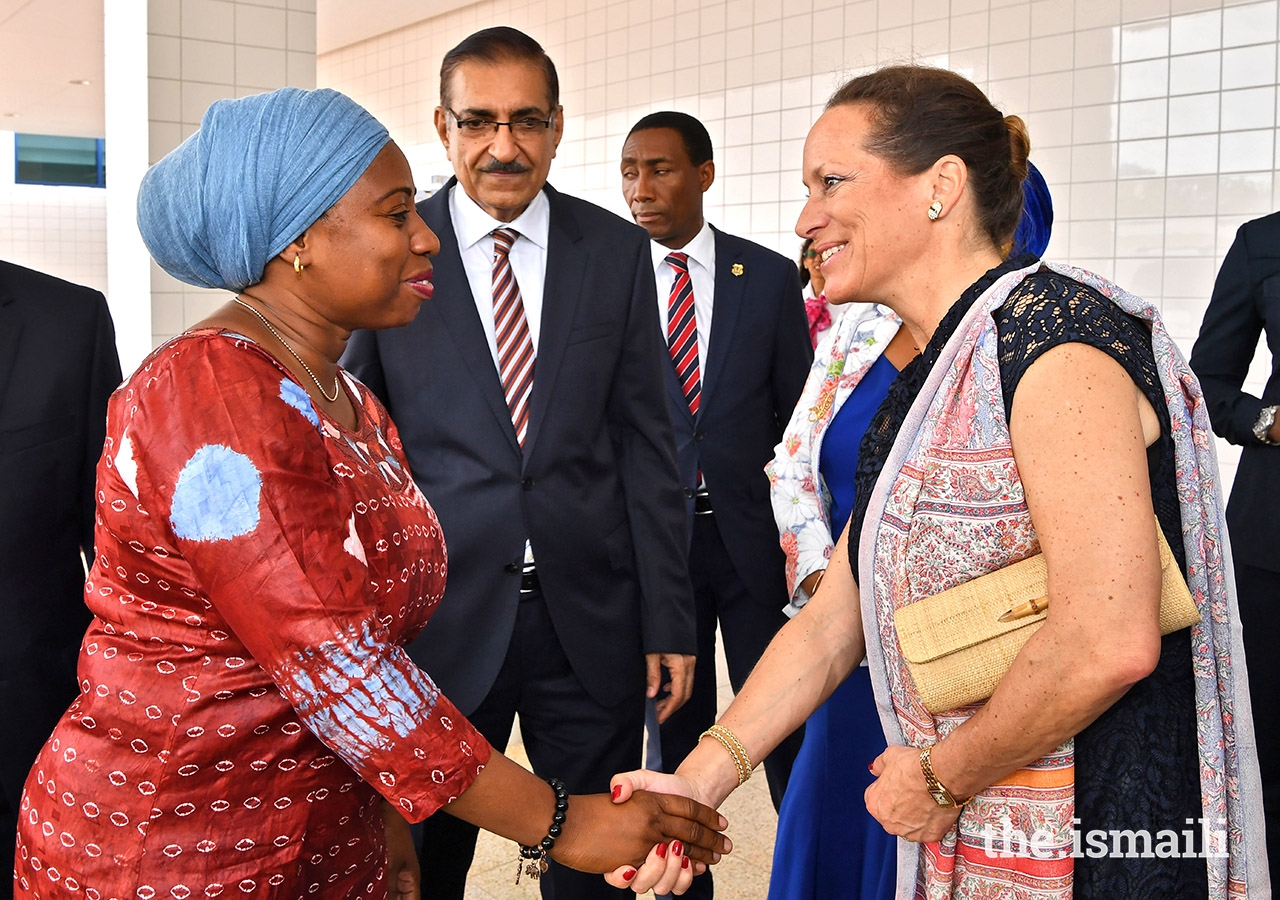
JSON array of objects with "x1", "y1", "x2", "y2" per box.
[
  {"x1": 551, "y1": 105, "x2": 565, "y2": 151},
  {"x1": 699, "y1": 160, "x2": 715, "y2": 193},
  {"x1": 435, "y1": 106, "x2": 451, "y2": 153}
]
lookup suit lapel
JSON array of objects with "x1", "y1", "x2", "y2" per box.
[
  {"x1": 521, "y1": 186, "x2": 585, "y2": 464},
  {"x1": 0, "y1": 276, "x2": 23, "y2": 409},
  {"x1": 420, "y1": 181, "x2": 521, "y2": 456},
  {"x1": 701, "y1": 228, "x2": 743, "y2": 409}
]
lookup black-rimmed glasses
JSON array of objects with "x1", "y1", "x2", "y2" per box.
[{"x1": 447, "y1": 108, "x2": 555, "y2": 137}]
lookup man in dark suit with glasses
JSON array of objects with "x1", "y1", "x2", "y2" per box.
[{"x1": 343, "y1": 27, "x2": 696, "y2": 900}]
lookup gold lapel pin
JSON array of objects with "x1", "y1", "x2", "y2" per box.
[{"x1": 731, "y1": 263, "x2": 744, "y2": 276}]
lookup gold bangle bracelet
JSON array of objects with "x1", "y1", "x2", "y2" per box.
[
  {"x1": 710, "y1": 724, "x2": 753, "y2": 774},
  {"x1": 699, "y1": 724, "x2": 753, "y2": 787}
]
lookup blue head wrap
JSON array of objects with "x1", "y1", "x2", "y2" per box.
[
  {"x1": 1011, "y1": 161, "x2": 1054, "y2": 258},
  {"x1": 137, "y1": 87, "x2": 391, "y2": 292}
]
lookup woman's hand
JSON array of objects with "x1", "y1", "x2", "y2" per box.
[
  {"x1": 552, "y1": 790, "x2": 729, "y2": 875},
  {"x1": 603, "y1": 770, "x2": 718, "y2": 887},
  {"x1": 381, "y1": 801, "x2": 420, "y2": 900},
  {"x1": 603, "y1": 840, "x2": 695, "y2": 893},
  {"x1": 865, "y1": 745, "x2": 962, "y2": 843},
  {"x1": 608, "y1": 768, "x2": 713, "y2": 809}
]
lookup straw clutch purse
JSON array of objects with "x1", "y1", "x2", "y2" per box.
[{"x1": 894, "y1": 520, "x2": 1200, "y2": 715}]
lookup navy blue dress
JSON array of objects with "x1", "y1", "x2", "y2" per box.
[{"x1": 768, "y1": 352, "x2": 899, "y2": 900}]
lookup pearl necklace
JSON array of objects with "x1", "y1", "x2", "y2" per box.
[{"x1": 233, "y1": 295, "x2": 340, "y2": 403}]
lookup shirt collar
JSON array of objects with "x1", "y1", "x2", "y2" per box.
[
  {"x1": 651, "y1": 219, "x2": 715, "y2": 273},
  {"x1": 451, "y1": 184, "x2": 551, "y2": 252}
]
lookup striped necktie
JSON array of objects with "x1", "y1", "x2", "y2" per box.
[
  {"x1": 491, "y1": 228, "x2": 535, "y2": 446},
  {"x1": 666, "y1": 252, "x2": 701, "y2": 416}
]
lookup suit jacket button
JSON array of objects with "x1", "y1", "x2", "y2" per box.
[
  {"x1": 521, "y1": 477, "x2": 535, "y2": 490},
  {"x1": 683, "y1": 487, "x2": 695, "y2": 498},
  {"x1": 694, "y1": 431, "x2": 705, "y2": 442},
  {"x1": 504, "y1": 562, "x2": 520, "y2": 574}
]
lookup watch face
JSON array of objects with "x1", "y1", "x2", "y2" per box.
[
  {"x1": 929, "y1": 789, "x2": 953, "y2": 807},
  {"x1": 1254, "y1": 407, "x2": 1277, "y2": 441}
]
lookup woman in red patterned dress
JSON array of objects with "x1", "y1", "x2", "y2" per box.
[{"x1": 12, "y1": 88, "x2": 726, "y2": 900}]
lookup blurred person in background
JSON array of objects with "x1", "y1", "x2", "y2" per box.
[
  {"x1": 0, "y1": 260, "x2": 120, "y2": 900},
  {"x1": 1190, "y1": 209, "x2": 1280, "y2": 889}
]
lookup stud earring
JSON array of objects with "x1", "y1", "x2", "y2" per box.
[
  {"x1": 294, "y1": 254, "x2": 305, "y2": 276},
  {"x1": 927, "y1": 200, "x2": 943, "y2": 221}
]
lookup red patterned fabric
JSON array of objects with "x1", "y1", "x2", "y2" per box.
[{"x1": 14, "y1": 331, "x2": 490, "y2": 900}]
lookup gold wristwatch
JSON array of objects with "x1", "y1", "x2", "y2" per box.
[{"x1": 920, "y1": 746, "x2": 970, "y2": 808}]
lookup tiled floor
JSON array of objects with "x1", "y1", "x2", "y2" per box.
[{"x1": 464, "y1": 637, "x2": 778, "y2": 900}]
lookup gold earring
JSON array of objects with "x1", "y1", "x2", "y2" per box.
[
  {"x1": 294, "y1": 254, "x2": 305, "y2": 276},
  {"x1": 927, "y1": 200, "x2": 943, "y2": 221}
]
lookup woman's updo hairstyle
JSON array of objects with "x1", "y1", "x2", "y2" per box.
[{"x1": 827, "y1": 65, "x2": 1030, "y2": 250}]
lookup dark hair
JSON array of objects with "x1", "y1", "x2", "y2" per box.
[
  {"x1": 626, "y1": 111, "x2": 714, "y2": 166},
  {"x1": 798, "y1": 238, "x2": 813, "y2": 288},
  {"x1": 440, "y1": 27, "x2": 560, "y2": 111},
  {"x1": 827, "y1": 65, "x2": 1030, "y2": 249}
]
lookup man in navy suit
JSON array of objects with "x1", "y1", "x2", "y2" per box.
[
  {"x1": 1190, "y1": 211, "x2": 1280, "y2": 888},
  {"x1": 620, "y1": 112, "x2": 812, "y2": 898},
  {"x1": 342, "y1": 28, "x2": 696, "y2": 900},
  {"x1": 0, "y1": 260, "x2": 121, "y2": 900}
]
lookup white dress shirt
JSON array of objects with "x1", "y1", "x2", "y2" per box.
[
  {"x1": 650, "y1": 219, "x2": 716, "y2": 369},
  {"x1": 450, "y1": 185, "x2": 551, "y2": 569},
  {"x1": 449, "y1": 184, "x2": 551, "y2": 369}
]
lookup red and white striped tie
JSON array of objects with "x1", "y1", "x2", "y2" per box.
[
  {"x1": 491, "y1": 228, "x2": 535, "y2": 446},
  {"x1": 666, "y1": 252, "x2": 701, "y2": 416}
]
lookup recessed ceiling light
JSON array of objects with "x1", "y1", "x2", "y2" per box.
[{"x1": 70, "y1": 79, "x2": 92, "y2": 85}]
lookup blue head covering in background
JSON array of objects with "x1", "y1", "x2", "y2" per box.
[
  {"x1": 137, "y1": 87, "x2": 390, "y2": 292},
  {"x1": 1011, "y1": 161, "x2": 1053, "y2": 258}
]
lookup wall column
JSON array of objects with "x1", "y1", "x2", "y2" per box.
[{"x1": 103, "y1": 0, "x2": 316, "y2": 375}]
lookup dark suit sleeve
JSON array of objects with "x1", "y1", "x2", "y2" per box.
[
  {"x1": 341, "y1": 329, "x2": 389, "y2": 407},
  {"x1": 1190, "y1": 222, "x2": 1268, "y2": 446},
  {"x1": 80, "y1": 291, "x2": 122, "y2": 563},
  {"x1": 769, "y1": 260, "x2": 814, "y2": 431},
  {"x1": 609, "y1": 238, "x2": 696, "y2": 655}
]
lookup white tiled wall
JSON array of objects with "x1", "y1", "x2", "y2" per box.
[
  {"x1": 0, "y1": 131, "x2": 108, "y2": 293},
  {"x1": 318, "y1": 0, "x2": 1278, "y2": 487},
  {"x1": 146, "y1": 0, "x2": 318, "y2": 347}
]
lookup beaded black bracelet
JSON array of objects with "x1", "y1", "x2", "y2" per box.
[{"x1": 515, "y1": 777, "x2": 568, "y2": 884}]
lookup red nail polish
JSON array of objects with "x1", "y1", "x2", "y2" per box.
[
  {"x1": 611, "y1": 784, "x2": 622, "y2": 801},
  {"x1": 672, "y1": 840, "x2": 683, "y2": 856},
  {"x1": 622, "y1": 868, "x2": 636, "y2": 882},
  {"x1": 656, "y1": 842, "x2": 667, "y2": 859},
  {"x1": 682, "y1": 856, "x2": 691, "y2": 870},
  {"x1": 868, "y1": 763, "x2": 875, "y2": 773}
]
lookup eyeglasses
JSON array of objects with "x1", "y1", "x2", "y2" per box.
[{"x1": 447, "y1": 108, "x2": 555, "y2": 137}]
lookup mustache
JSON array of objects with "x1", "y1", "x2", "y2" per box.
[{"x1": 481, "y1": 160, "x2": 530, "y2": 175}]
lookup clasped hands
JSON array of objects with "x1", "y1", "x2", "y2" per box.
[{"x1": 602, "y1": 744, "x2": 964, "y2": 894}]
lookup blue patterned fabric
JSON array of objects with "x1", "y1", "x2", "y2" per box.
[
  {"x1": 137, "y1": 87, "x2": 390, "y2": 291},
  {"x1": 169, "y1": 443, "x2": 262, "y2": 541}
]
